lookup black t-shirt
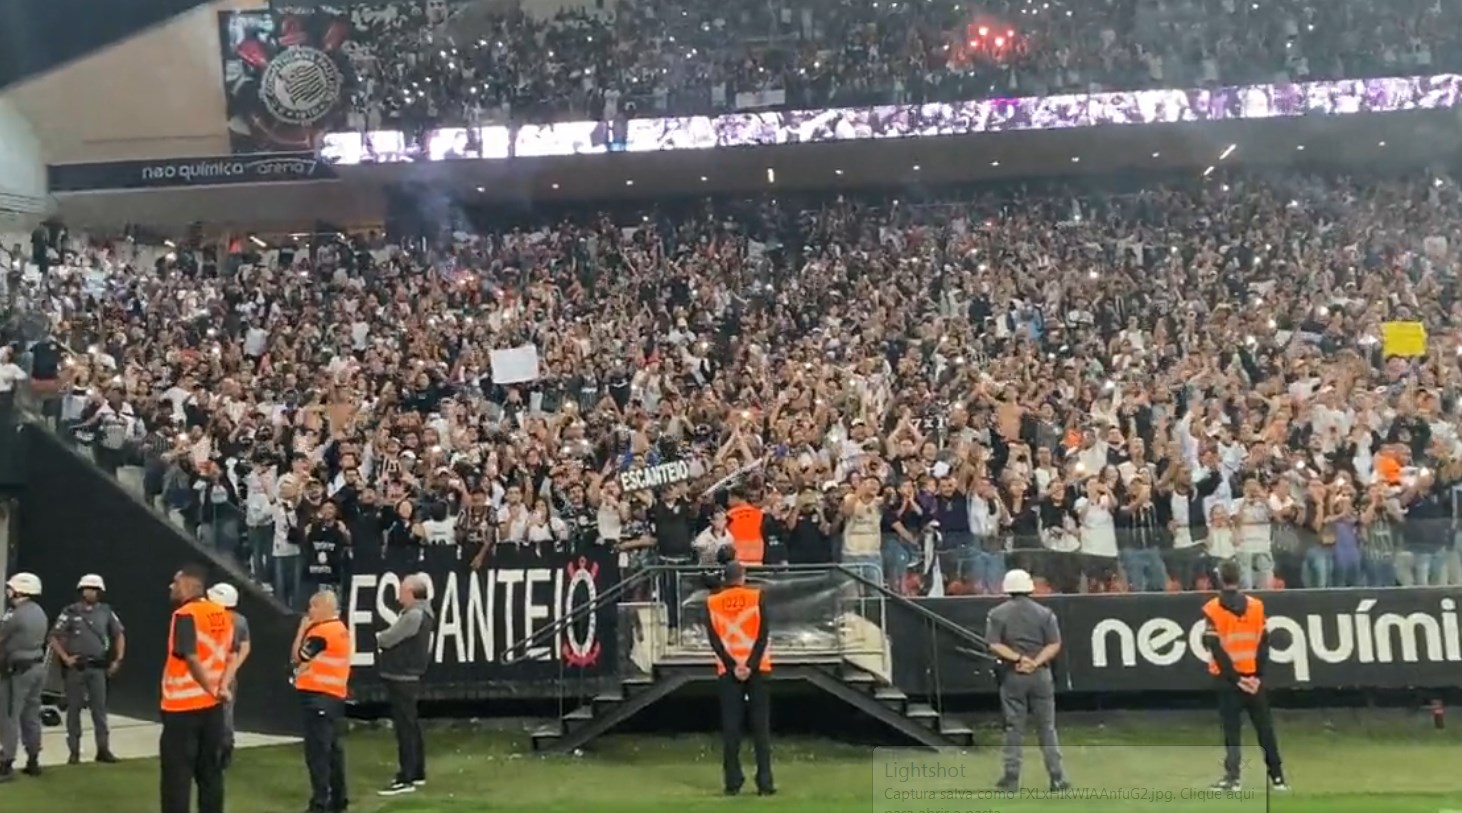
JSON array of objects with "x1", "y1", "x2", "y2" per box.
[
  {"x1": 304, "y1": 521, "x2": 350, "y2": 583},
  {"x1": 786, "y1": 511, "x2": 833, "y2": 565},
  {"x1": 30, "y1": 340, "x2": 60, "y2": 380},
  {"x1": 170, "y1": 612, "x2": 197, "y2": 659},
  {"x1": 651, "y1": 497, "x2": 694, "y2": 558},
  {"x1": 456, "y1": 505, "x2": 493, "y2": 559},
  {"x1": 567, "y1": 502, "x2": 598, "y2": 548}
]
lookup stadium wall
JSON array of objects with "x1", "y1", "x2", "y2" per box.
[
  {"x1": 15, "y1": 426, "x2": 300, "y2": 735},
  {"x1": 890, "y1": 591, "x2": 1462, "y2": 696},
  {"x1": 0, "y1": 98, "x2": 48, "y2": 224},
  {"x1": 0, "y1": 0, "x2": 265, "y2": 164}
]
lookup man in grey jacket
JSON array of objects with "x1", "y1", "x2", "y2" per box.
[{"x1": 375, "y1": 574, "x2": 434, "y2": 797}]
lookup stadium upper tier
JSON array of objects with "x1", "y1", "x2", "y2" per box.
[{"x1": 330, "y1": 0, "x2": 1459, "y2": 129}]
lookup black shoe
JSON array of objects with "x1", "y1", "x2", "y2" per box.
[
  {"x1": 0, "y1": 767, "x2": 12, "y2": 784},
  {"x1": 377, "y1": 780, "x2": 415, "y2": 797},
  {"x1": 757, "y1": 787, "x2": 777, "y2": 797},
  {"x1": 1209, "y1": 776, "x2": 1241, "y2": 791},
  {"x1": 994, "y1": 775, "x2": 1020, "y2": 792},
  {"x1": 96, "y1": 752, "x2": 118, "y2": 764},
  {"x1": 67, "y1": 752, "x2": 80, "y2": 766},
  {"x1": 21, "y1": 759, "x2": 41, "y2": 777},
  {"x1": 1050, "y1": 779, "x2": 1072, "y2": 793},
  {"x1": 410, "y1": 776, "x2": 426, "y2": 787},
  {"x1": 723, "y1": 786, "x2": 742, "y2": 797}
]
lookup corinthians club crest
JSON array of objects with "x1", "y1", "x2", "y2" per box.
[{"x1": 259, "y1": 46, "x2": 343, "y2": 127}]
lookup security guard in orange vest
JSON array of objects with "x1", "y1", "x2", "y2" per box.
[
  {"x1": 1202, "y1": 560, "x2": 1287, "y2": 794},
  {"x1": 725, "y1": 489, "x2": 766, "y2": 567},
  {"x1": 160, "y1": 564, "x2": 238, "y2": 813},
  {"x1": 292, "y1": 589, "x2": 352, "y2": 813},
  {"x1": 706, "y1": 561, "x2": 774, "y2": 796}
]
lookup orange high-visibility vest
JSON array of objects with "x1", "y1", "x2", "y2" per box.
[
  {"x1": 295, "y1": 618, "x2": 352, "y2": 699},
  {"x1": 726, "y1": 505, "x2": 765, "y2": 566},
  {"x1": 706, "y1": 586, "x2": 771, "y2": 675},
  {"x1": 1203, "y1": 596, "x2": 1265, "y2": 677},
  {"x1": 161, "y1": 599, "x2": 234, "y2": 712}
]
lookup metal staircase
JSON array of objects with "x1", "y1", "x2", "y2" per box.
[
  {"x1": 530, "y1": 656, "x2": 977, "y2": 754},
  {"x1": 516, "y1": 565, "x2": 990, "y2": 754}
]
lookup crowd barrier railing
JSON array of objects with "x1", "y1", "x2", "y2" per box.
[{"x1": 854, "y1": 517, "x2": 1458, "y2": 598}]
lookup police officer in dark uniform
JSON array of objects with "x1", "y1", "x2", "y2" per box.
[
  {"x1": 207, "y1": 583, "x2": 250, "y2": 770},
  {"x1": 50, "y1": 574, "x2": 125, "y2": 764},
  {"x1": 986, "y1": 569, "x2": 1069, "y2": 792},
  {"x1": 0, "y1": 573, "x2": 49, "y2": 781}
]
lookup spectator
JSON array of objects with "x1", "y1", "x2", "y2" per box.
[
  {"x1": 7, "y1": 168, "x2": 1462, "y2": 601},
  {"x1": 326, "y1": 0, "x2": 1462, "y2": 130}
]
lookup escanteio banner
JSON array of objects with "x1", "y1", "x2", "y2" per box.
[
  {"x1": 48, "y1": 152, "x2": 339, "y2": 192},
  {"x1": 345, "y1": 544, "x2": 621, "y2": 701},
  {"x1": 892, "y1": 589, "x2": 1462, "y2": 695}
]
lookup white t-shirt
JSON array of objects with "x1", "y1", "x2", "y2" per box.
[
  {"x1": 272, "y1": 502, "x2": 300, "y2": 557},
  {"x1": 0, "y1": 362, "x2": 27, "y2": 392},
  {"x1": 842, "y1": 498, "x2": 882, "y2": 557},
  {"x1": 421, "y1": 517, "x2": 457, "y2": 545},
  {"x1": 526, "y1": 517, "x2": 568, "y2": 544},
  {"x1": 597, "y1": 501, "x2": 624, "y2": 541},
  {"x1": 692, "y1": 528, "x2": 733, "y2": 564},
  {"x1": 1168, "y1": 490, "x2": 1199, "y2": 549},
  {"x1": 496, "y1": 504, "x2": 529, "y2": 542},
  {"x1": 1075, "y1": 495, "x2": 1118, "y2": 557},
  {"x1": 1206, "y1": 525, "x2": 1237, "y2": 559},
  {"x1": 1233, "y1": 498, "x2": 1273, "y2": 553}
]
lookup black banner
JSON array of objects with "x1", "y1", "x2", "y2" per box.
[
  {"x1": 893, "y1": 589, "x2": 1462, "y2": 695},
  {"x1": 48, "y1": 153, "x2": 338, "y2": 191},
  {"x1": 346, "y1": 545, "x2": 621, "y2": 695}
]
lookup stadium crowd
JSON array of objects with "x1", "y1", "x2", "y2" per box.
[
  {"x1": 6, "y1": 168, "x2": 1462, "y2": 603},
  {"x1": 338, "y1": 0, "x2": 1461, "y2": 128}
]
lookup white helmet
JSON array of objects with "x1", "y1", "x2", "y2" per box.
[
  {"x1": 207, "y1": 583, "x2": 239, "y2": 609},
  {"x1": 77, "y1": 574, "x2": 106, "y2": 592},
  {"x1": 6, "y1": 572, "x2": 42, "y2": 597},
  {"x1": 1002, "y1": 569, "x2": 1036, "y2": 595}
]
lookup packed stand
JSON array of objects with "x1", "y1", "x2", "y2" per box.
[
  {"x1": 9, "y1": 170, "x2": 1462, "y2": 603},
  {"x1": 341, "y1": 0, "x2": 1461, "y2": 129}
]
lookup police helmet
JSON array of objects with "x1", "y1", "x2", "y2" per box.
[
  {"x1": 6, "y1": 572, "x2": 42, "y2": 596},
  {"x1": 1002, "y1": 569, "x2": 1036, "y2": 595},
  {"x1": 77, "y1": 573, "x2": 106, "y2": 592},
  {"x1": 207, "y1": 583, "x2": 239, "y2": 609}
]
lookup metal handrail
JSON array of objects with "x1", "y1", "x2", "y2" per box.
[
  {"x1": 500, "y1": 564, "x2": 661, "y2": 665},
  {"x1": 503, "y1": 561, "x2": 998, "y2": 666},
  {"x1": 822, "y1": 563, "x2": 998, "y2": 662}
]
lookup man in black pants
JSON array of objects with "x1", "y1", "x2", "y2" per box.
[
  {"x1": 292, "y1": 590, "x2": 351, "y2": 813},
  {"x1": 375, "y1": 574, "x2": 434, "y2": 797},
  {"x1": 160, "y1": 565, "x2": 238, "y2": 813},
  {"x1": 1202, "y1": 560, "x2": 1288, "y2": 793},
  {"x1": 706, "y1": 562, "x2": 775, "y2": 796}
]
